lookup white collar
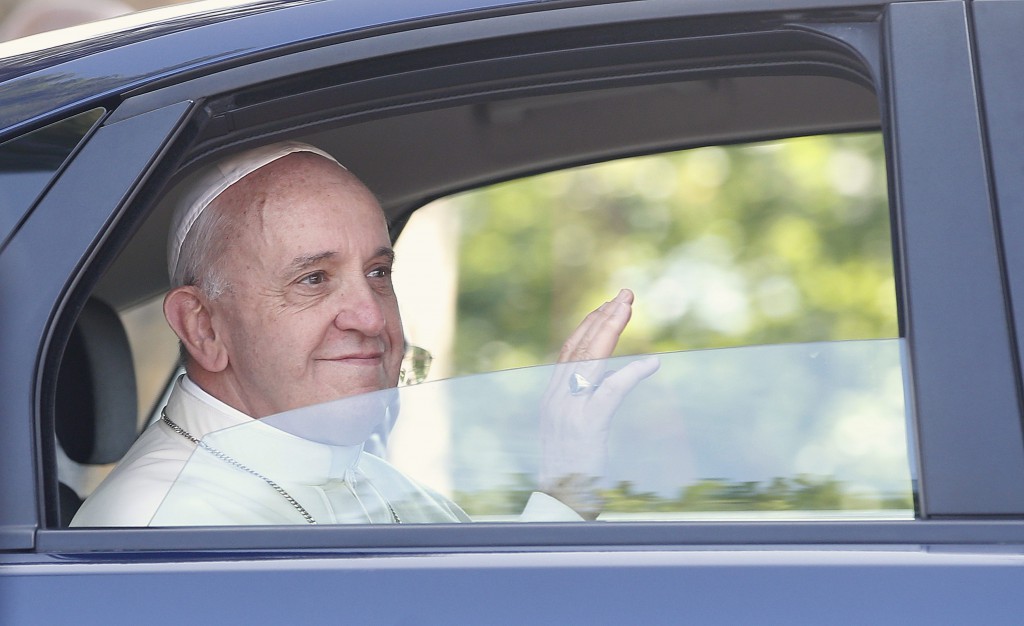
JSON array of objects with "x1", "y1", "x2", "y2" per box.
[
  {"x1": 169, "y1": 375, "x2": 364, "y2": 484},
  {"x1": 165, "y1": 374, "x2": 252, "y2": 441},
  {"x1": 180, "y1": 374, "x2": 252, "y2": 422}
]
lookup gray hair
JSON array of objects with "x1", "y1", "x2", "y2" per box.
[
  {"x1": 170, "y1": 197, "x2": 233, "y2": 300},
  {"x1": 170, "y1": 197, "x2": 235, "y2": 368}
]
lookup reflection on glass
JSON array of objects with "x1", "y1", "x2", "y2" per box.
[
  {"x1": 396, "y1": 338, "x2": 914, "y2": 521},
  {"x1": 155, "y1": 339, "x2": 915, "y2": 525}
]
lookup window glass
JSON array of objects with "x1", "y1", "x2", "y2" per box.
[
  {"x1": 0, "y1": 108, "x2": 103, "y2": 246},
  {"x1": 157, "y1": 338, "x2": 912, "y2": 524}
]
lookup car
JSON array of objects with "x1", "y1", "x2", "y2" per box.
[{"x1": 4, "y1": 0, "x2": 1024, "y2": 622}]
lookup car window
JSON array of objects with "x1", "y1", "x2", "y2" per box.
[
  {"x1": 0, "y1": 108, "x2": 103, "y2": 247},
  {"x1": 136, "y1": 131, "x2": 913, "y2": 527},
  {"x1": 55, "y1": 21, "x2": 913, "y2": 529}
]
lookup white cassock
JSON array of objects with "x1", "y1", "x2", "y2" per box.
[{"x1": 71, "y1": 376, "x2": 578, "y2": 527}]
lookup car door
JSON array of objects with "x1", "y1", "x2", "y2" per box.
[
  {"x1": 4, "y1": 1, "x2": 1024, "y2": 623},
  {"x1": 972, "y1": 0, "x2": 1024, "y2": 392}
]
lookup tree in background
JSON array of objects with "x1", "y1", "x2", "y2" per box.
[{"x1": 447, "y1": 132, "x2": 895, "y2": 375}]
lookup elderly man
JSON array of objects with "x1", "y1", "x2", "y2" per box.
[{"x1": 71, "y1": 142, "x2": 656, "y2": 527}]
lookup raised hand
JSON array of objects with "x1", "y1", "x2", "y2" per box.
[{"x1": 539, "y1": 289, "x2": 659, "y2": 519}]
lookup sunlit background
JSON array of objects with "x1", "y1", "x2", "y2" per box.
[
  {"x1": 396, "y1": 134, "x2": 895, "y2": 379},
  {"x1": 0, "y1": 0, "x2": 176, "y2": 42},
  {"x1": 387, "y1": 133, "x2": 901, "y2": 511}
]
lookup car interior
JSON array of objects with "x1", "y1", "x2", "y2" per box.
[{"x1": 51, "y1": 20, "x2": 884, "y2": 526}]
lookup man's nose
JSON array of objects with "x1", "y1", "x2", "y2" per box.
[{"x1": 333, "y1": 278, "x2": 387, "y2": 336}]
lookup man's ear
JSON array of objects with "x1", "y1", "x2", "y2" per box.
[{"x1": 163, "y1": 286, "x2": 228, "y2": 373}]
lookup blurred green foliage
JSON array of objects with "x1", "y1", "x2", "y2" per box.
[
  {"x1": 455, "y1": 474, "x2": 913, "y2": 518},
  {"x1": 444, "y1": 132, "x2": 895, "y2": 376}
]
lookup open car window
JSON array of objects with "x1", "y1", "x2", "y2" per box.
[
  {"x1": 393, "y1": 133, "x2": 895, "y2": 380},
  {"x1": 153, "y1": 339, "x2": 912, "y2": 525},
  {"x1": 95, "y1": 129, "x2": 910, "y2": 528}
]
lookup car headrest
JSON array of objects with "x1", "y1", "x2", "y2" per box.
[{"x1": 55, "y1": 298, "x2": 138, "y2": 464}]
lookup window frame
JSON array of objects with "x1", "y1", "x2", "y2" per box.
[
  {"x1": 0, "y1": 102, "x2": 193, "y2": 550},
  {"x1": 881, "y1": 0, "x2": 1024, "y2": 517},
  {"x1": 0, "y1": 108, "x2": 105, "y2": 250}
]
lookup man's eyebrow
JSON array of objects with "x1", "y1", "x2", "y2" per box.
[
  {"x1": 284, "y1": 251, "x2": 336, "y2": 275},
  {"x1": 283, "y1": 247, "x2": 394, "y2": 276}
]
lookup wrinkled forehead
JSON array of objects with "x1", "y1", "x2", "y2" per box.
[
  {"x1": 167, "y1": 141, "x2": 344, "y2": 279},
  {"x1": 205, "y1": 154, "x2": 392, "y2": 283},
  {"x1": 220, "y1": 157, "x2": 386, "y2": 245}
]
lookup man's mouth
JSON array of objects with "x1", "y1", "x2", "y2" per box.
[{"x1": 321, "y1": 352, "x2": 383, "y2": 364}]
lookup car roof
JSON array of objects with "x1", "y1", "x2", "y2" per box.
[
  {"x1": 0, "y1": 0, "x2": 911, "y2": 67},
  {"x1": 0, "y1": 0, "x2": 921, "y2": 138},
  {"x1": 0, "y1": 0, "x2": 272, "y2": 64}
]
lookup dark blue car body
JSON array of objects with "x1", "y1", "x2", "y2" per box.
[{"x1": 5, "y1": 0, "x2": 1024, "y2": 622}]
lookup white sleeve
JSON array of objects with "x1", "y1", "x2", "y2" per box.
[{"x1": 519, "y1": 491, "x2": 584, "y2": 522}]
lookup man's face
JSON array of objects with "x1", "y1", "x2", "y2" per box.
[{"x1": 204, "y1": 154, "x2": 404, "y2": 418}]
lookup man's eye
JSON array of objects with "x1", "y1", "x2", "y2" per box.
[
  {"x1": 299, "y1": 271, "x2": 326, "y2": 285},
  {"x1": 368, "y1": 266, "x2": 392, "y2": 279}
]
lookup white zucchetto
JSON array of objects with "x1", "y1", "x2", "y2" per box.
[{"x1": 167, "y1": 141, "x2": 343, "y2": 280}]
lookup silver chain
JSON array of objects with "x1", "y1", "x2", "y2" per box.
[
  {"x1": 161, "y1": 409, "x2": 317, "y2": 524},
  {"x1": 161, "y1": 409, "x2": 401, "y2": 525}
]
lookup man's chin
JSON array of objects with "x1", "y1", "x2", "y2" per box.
[{"x1": 318, "y1": 377, "x2": 390, "y2": 402}]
